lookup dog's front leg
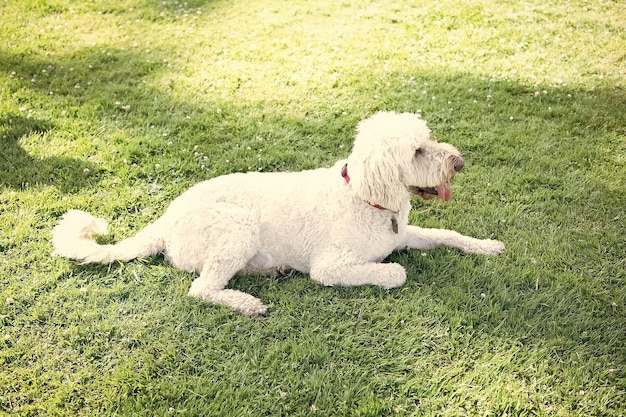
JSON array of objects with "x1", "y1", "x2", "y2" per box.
[
  {"x1": 310, "y1": 261, "x2": 407, "y2": 289},
  {"x1": 399, "y1": 226, "x2": 504, "y2": 256}
]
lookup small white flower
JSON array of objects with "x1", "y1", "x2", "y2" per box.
[
  {"x1": 6, "y1": 297, "x2": 14, "y2": 305},
  {"x1": 83, "y1": 168, "x2": 90, "y2": 173},
  {"x1": 155, "y1": 164, "x2": 161, "y2": 169}
]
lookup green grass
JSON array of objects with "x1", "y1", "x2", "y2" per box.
[{"x1": 1, "y1": 0, "x2": 625, "y2": 415}]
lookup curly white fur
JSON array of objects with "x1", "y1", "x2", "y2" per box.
[{"x1": 53, "y1": 111, "x2": 504, "y2": 316}]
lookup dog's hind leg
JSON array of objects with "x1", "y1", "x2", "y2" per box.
[
  {"x1": 182, "y1": 206, "x2": 267, "y2": 316},
  {"x1": 190, "y1": 263, "x2": 268, "y2": 316}
]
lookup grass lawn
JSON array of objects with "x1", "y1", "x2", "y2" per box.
[{"x1": 1, "y1": 0, "x2": 625, "y2": 415}]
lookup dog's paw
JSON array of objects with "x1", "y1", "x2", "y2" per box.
[
  {"x1": 237, "y1": 297, "x2": 268, "y2": 317},
  {"x1": 189, "y1": 285, "x2": 268, "y2": 317},
  {"x1": 379, "y1": 263, "x2": 407, "y2": 289},
  {"x1": 188, "y1": 280, "x2": 210, "y2": 300},
  {"x1": 216, "y1": 289, "x2": 268, "y2": 317},
  {"x1": 463, "y1": 239, "x2": 505, "y2": 256}
]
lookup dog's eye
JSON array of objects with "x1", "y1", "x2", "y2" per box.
[{"x1": 415, "y1": 148, "x2": 423, "y2": 157}]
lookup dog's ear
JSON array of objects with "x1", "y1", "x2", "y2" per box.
[
  {"x1": 346, "y1": 112, "x2": 430, "y2": 210},
  {"x1": 347, "y1": 149, "x2": 405, "y2": 207}
]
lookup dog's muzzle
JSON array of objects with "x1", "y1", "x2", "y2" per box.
[
  {"x1": 453, "y1": 156, "x2": 465, "y2": 172},
  {"x1": 409, "y1": 156, "x2": 463, "y2": 202},
  {"x1": 409, "y1": 185, "x2": 450, "y2": 201}
]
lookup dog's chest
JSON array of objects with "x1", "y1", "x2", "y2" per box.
[
  {"x1": 359, "y1": 210, "x2": 407, "y2": 252},
  {"x1": 371, "y1": 214, "x2": 400, "y2": 235},
  {"x1": 390, "y1": 216, "x2": 399, "y2": 234},
  {"x1": 374, "y1": 207, "x2": 407, "y2": 234}
]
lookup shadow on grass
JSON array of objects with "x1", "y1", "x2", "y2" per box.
[
  {"x1": 0, "y1": 114, "x2": 98, "y2": 191},
  {"x1": 0, "y1": 44, "x2": 352, "y2": 193}
]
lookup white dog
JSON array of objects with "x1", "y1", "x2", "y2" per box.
[{"x1": 53, "y1": 111, "x2": 504, "y2": 316}]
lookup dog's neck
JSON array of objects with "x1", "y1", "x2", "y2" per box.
[{"x1": 341, "y1": 164, "x2": 399, "y2": 214}]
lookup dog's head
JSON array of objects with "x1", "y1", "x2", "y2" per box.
[{"x1": 346, "y1": 111, "x2": 464, "y2": 210}]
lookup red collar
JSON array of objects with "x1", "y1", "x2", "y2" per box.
[{"x1": 341, "y1": 163, "x2": 391, "y2": 211}]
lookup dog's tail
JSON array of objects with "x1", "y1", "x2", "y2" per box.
[{"x1": 52, "y1": 210, "x2": 164, "y2": 264}]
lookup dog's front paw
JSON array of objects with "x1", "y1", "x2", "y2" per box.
[
  {"x1": 463, "y1": 239, "x2": 505, "y2": 256},
  {"x1": 379, "y1": 263, "x2": 407, "y2": 289}
]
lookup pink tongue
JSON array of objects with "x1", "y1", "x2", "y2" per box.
[{"x1": 435, "y1": 184, "x2": 452, "y2": 202}]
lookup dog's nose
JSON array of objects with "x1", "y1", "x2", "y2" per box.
[{"x1": 453, "y1": 157, "x2": 465, "y2": 172}]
